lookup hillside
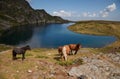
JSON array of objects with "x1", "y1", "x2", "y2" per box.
[
  {"x1": 69, "y1": 21, "x2": 120, "y2": 38},
  {"x1": 0, "y1": 47, "x2": 120, "y2": 79},
  {"x1": 0, "y1": 0, "x2": 68, "y2": 32}
]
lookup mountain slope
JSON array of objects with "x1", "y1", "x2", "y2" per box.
[{"x1": 0, "y1": 0, "x2": 68, "y2": 31}]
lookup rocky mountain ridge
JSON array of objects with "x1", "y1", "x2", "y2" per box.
[{"x1": 0, "y1": 0, "x2": 68, "y2": 32}]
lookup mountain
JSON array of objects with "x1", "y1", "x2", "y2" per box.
[{"x1": 0, "y1": 0, "x2": 68, "y2": 32}]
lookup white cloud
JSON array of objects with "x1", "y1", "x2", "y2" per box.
[
  {"x1": 101, "y1": 12, "x2": 109, "y2": 17},
  {"x1": 83, "y1": 12, "x2": 88, "y2": 17},
  {"x1": 53, "y1": 10, "x2": 72, "y2": 17},
  {"x1": 82, "y1": 12, "x2": 97, "y2": 17},
  {"x1": 81, "y1": 3, "x2": 116, "y2": 18},
  {"x1": 106, "y1": 3, "x2": 116, "y2": 12},
  {"x1": 100, "y1": 3, "x2": 116, "y2": 17}
]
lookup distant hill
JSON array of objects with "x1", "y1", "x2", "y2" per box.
[{"x1": 0, "y1": 0, "x2": 68, "y2": 32}]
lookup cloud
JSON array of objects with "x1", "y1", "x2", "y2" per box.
[
  {"x1": 106, "y1": 3, "x2": 116, "y2": 12},
  {"x1": 83, "y1": 12, "x2": 88, "y2": 17},
  {"x1": 82, "y1": 12, "x2": 97, "y2": 17},
  {"x1": 100, "y1": 3, "x2": 116, "y2": 17},
  {"x1": 53, "y1": 10, "x2": 72, "y2": 17},
  {"x1": 81, "y1": 3, "x2": 116, "y2": 18}
]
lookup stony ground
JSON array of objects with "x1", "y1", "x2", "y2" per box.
[{"x1": 0, "y1": 48, "x2": 120, "y2": 79}]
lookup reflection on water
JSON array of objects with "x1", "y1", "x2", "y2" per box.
[
  {"x1": 0, "y1": 25, "x2": 34, "y2": 45},
  {"x1": 0, "y1": 23, "x2": 117, "y2": 48}
]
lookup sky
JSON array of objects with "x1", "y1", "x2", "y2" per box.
[{"x1": 26, "y1": 0, "x2": 120, "y2": 21}]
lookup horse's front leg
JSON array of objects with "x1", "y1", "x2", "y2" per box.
[
  {"x1": 74, "y1": 50, "x2": 78, "y2": 55},
  {"x1": 22, "y1": 53, "x2": 25, "y2": 60},
  {"x1": 69, "y1": 50, "x2": 72, "y2": 55},
  {"x1": 12, "y1": 53, "x2": 17, "y2": 60}
]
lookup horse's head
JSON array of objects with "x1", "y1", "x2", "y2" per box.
[
  {"x1": 76, "y1": 44, "x2": 82, "y2": 49},
  {"x1": 25, "y1": 45, "x2": 31, "y2": 50}
]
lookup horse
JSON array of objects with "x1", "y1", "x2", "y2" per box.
[
  {"x1": 12, "y1": 45, "x2": 31, "y2": 60},
  {"x1": 61, "y1": 45, "x2": 71, "y2": 61},
  {"x1": 69, "y1": 44, "x2": 82, "y2": 55}
]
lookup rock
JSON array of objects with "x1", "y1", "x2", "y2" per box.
[
  {"x1": 68, "y1": 57, "x2": 120, "y2": 79},
  {"x1": 16, "y1": 70, "x2": 19, "y2": 73},
  {"x1": 77, "y1": 75, "x2": 88, "y2": 79},
  {"x1": 105, "y1": 53, "x2": 120, "y2": 64},
  {"x1": 27, "y1": 69, "x2": 32, "y2": 73},
  {"x1": 114, "y1": 56, "x2": 119, "y2": 62}
]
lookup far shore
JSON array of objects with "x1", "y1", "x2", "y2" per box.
[{"x1": 68, "y1": 20, "x2": 120, "y2": 51}]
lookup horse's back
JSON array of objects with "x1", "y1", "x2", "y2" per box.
[
  {"x1": 13, "y1": 47, "x2": 23, "y2": 54},
  {"x1": 69, "y1": 44, "x2": 76, "y2": 50}
]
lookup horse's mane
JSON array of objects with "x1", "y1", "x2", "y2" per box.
[
  {"x1": 21, "y1": 45, "x2": 30, "y2": 50},
  {"x1": 76, "y1": 44, "x2": 80, "y2": 48}
]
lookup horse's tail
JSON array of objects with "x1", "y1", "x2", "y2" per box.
[{"x1": 62, "y1": 46, "x2": 67, "y2": 61}]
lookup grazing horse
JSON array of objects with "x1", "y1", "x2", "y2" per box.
[
  {"x1": 69, "y1": 44, "x2": 82, "y2": 55},
  {"x1": 12, "y1": 45, "x2": 31, "y2": 60},
  {"x1": 61, "y1": 45, "x2": 71, "y2": 61}
]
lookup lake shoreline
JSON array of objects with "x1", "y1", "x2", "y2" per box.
[
  {"x1": 68, "y1": 21, "x2": 120, "y2": 51},
  {"x1": 0, "y1": 20, "x2": 120, "y2": 51}
]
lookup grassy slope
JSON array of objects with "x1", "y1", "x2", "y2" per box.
[
  {"x1": 69, "y1": 21, "x2": 120, "y2": 38},
  {"x1": 0, "y1": 48, "x2": 94, "y2": 79},
  {"x1": 68, "y1": 20, "x2": 120, "y2": 51}
]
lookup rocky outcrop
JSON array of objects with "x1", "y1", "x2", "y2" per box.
[
  {"x1": 68, "y1": 53, "x2": 120, "y2": 79},
  {"x1": 0, "y1": 0, "x2": 68, "y2": 31}
]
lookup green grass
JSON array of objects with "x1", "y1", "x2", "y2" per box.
[
  {"x1": 56, "y1": 58, "x2": 83, "y2": 66},
  {"x1": 56, "y1": 60, "x2": 74, "y2": 66},
  {"x1": 69, "y1": 21, "x2": 120, "y2": 39},
  {"x1": 35, "y1": 55, "x2": 49, "y2": 59},
  {"x1": 0, "y1": 44, "x2": 12, "y2": 52}
]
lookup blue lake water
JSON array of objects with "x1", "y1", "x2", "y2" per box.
[{"x1": 0, "y1": 23, "x2": 117, "y2": 48}]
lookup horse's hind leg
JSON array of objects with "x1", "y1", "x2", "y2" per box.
[{"x1": 64, "y1": 55, "x2": 67, "y2": 61}]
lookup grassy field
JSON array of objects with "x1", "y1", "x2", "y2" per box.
[
  {"x1": 69, "y1": 21, "x2": 120, "y2": 38},
  {"x1": 0, "y1": 48, "x2": 96, "y2": 79}
]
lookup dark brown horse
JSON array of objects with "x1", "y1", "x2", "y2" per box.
[
  {"x1": 69, "y1": 44, "x2": 82, "y2": 55},
  {"x1": 12, "y1": 45, "x2": 31, "y2": 60}
]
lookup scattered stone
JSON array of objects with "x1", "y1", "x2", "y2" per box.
[
  {"x1": 27, "y1": 69, "x2": 32, "y2": 73},
  {"x1": 68, "y1": 56, "x2": 120, "y2": 79},
  {"x1": 77, "y1": 75, "x2": 88, "y2": 79},
  {"x1": 16, "y1": 70, "x2": 19, "y2": 73}
]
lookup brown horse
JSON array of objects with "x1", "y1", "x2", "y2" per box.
[
  {"x1": 58, "y1": 45, "x2": 71, "y2": 61},
  {"x1": 69, "y1": 44, "x2": 82, "y2": 55}
]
